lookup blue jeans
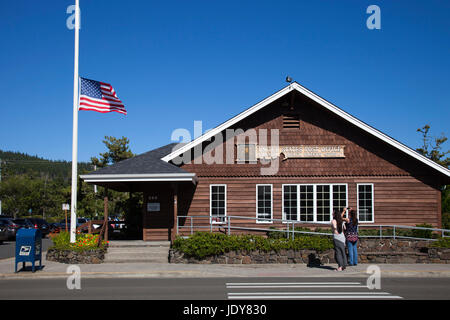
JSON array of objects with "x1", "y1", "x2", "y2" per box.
[{"x1": 347, "y1": 240, "x2": 358, "y2": 265}]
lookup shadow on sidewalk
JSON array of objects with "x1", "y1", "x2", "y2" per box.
[
  {"x1": 15, "y1": 265, "x2": 46, "y2": 273},
  {"x1": 306, "y1": 254, "x2": 335, "y2": 270}
]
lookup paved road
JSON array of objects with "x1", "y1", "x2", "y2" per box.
[
  {"x1": 0, "y1": 277, "x2": 448, "y2": 300},
  {"x1": 0, "y1": 239, "x2": 53, "y2": 260}
]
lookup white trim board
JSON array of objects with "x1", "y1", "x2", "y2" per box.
[
  {"x1": 161, "y1": 82, "x2": 450, "y2": 178},
  {"x1": 80, "y1": 173, "x2": 197, "y2": 183}
]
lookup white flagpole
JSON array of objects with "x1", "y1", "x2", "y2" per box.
[{"x1": 70, "y1": 0, "x2": 80, "y2": 243}]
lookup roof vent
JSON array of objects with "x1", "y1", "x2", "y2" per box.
[{"x1": 283, "y1": 114, "x2": 300, "y2": 129}]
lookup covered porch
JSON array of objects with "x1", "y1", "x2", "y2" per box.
[
  {"x1": 81, "y1": 175, "x2": 197, "y2": 242},
  {"x1": 80, "y1": 143, "x2": 197, "y2": 242}
]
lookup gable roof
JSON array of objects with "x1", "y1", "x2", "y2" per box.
[{"x1": 161, "y1": 82, "x2": 450, "y2": 178}]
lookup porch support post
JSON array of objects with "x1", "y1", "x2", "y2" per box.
[
  {"x1": 172, "y1": 187, "x2": 178, "y2": 243},
  {"x1": 104, "y1": 188, "x2": 109, "y2": 243}
]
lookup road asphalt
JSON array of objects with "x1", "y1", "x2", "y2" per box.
[{"x1": 0, "y1": 276, "x2": 449, "y2": 300}]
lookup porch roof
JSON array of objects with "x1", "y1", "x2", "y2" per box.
[{"x1": 80, "y1": 143, "x2": 197, "y2": 189}]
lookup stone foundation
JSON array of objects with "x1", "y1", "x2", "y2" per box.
[
  {"x1": 169, "y1": 239, "x2": 450, "y2": 264},
  {"x1": 46, "y1": 248, "x2": 106, "y2": 264}
]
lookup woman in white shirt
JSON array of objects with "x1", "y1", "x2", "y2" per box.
[{"x1": 331, "y1": 208, "x2": 348, "y2": 271}]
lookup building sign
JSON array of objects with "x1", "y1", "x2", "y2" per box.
[
  {"x1": 147, "y1": 203, "x2": 160, "y2": 212},
  {"x1": 256, "y1": 145, "x2": 345, "y2": 160}
]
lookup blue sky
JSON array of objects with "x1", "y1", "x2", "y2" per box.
[{"x1": 0, "y1": 0, "x2": 449, "y2": 162}]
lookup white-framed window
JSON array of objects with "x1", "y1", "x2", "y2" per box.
[
  {"x1": 299, "y1": 185, "x2": 314, "y2": 222},
  {"x1": 283, "y1": 184, "x2": 348, "y2": 223},
  {"x1": 256, "y1": 184, "x2": 273, "y2": 223},
  {"x1": 283, "y1": 185, "x2": 298, "y2": 221},
  {"x1": 357, "y1": 183, "x2": 374, "y2": 223},
  {"x1": 210, "y1": 184, "x2": 226, "y2": 224}
]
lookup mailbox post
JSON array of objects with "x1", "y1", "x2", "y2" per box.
[{"x1": 15, "y1": 228, "x2": 42, "y2": 273}]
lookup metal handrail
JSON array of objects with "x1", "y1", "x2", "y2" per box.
[{"x1": 176, "y1": 215, "x2": 450, "y2": 241}]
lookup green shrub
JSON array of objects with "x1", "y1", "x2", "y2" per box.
[
  {"x1": 49, "y1": 232, "x2": 107, "y2": 251},
  {"x1": 411, "y1": 224, "x2": 433, "y2": 239},
  {"x1": 172, "y1": 232, "x2": 333, "y2": 259},
  {"x1": 430, "y1": 237, "x2": 450, "y2": 248}
]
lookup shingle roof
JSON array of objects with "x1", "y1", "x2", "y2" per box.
[{"x1": 85, "y1": 143, "x2": 188, "y2": 175}]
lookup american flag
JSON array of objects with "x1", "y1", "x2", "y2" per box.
[{"x1": 79, "y1": 77, "x2": 127, "y2": 115}]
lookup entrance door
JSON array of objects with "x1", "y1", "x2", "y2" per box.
[{"x1": 143, "y1": 191, "x2": 173, "y2": 241}]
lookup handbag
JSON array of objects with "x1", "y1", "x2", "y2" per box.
[{"x1": 345, "y1": 223, "x2": 358, "y2": 242}]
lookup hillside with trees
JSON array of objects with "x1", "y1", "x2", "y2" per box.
[{"x1": 0, "y1": 136, "x2": 135, "y2": 223}]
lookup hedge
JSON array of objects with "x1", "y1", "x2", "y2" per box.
[{"x1": 172, "y1": 232, "x2": 333, "y2": 259}]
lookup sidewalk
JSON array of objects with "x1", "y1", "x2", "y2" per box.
[{"x1": 1, "y1": 254, "x2": 450, "y2": 280}]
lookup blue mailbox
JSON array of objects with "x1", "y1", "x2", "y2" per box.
[{"x1": 15, "y1": 228, "x2": 42, "y2": 273}]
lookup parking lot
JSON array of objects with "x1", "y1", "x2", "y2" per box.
[{"x1": 0, "y1": 238, "x2": 53, "y2": 260}]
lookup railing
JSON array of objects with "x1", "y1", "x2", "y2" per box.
[{"x1": 177, "y1": 215, "x2": 450, "y2": 241}]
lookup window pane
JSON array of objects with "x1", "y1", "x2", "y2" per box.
[
  {"x1": 358, "y1": 184, "x2": 373, "y2": 222},
  {"x1": 316, "y1": 185, "x2": 331, "y2": 222},
  {"x1": 257, "y1": 185, "x2": 272, "y2": 222},
  {"x1": 211, "y1": 185, "x2": 226, "y2": 221},
  {"x1": 283, "y1": 185, "x2": 297, "y2": 221},
  {"x1": 332, "y1": 185, "x2": 347, "y2": 214},
  {"x1": 299, "y1": 185, "x2": 314, "y2": 222}
]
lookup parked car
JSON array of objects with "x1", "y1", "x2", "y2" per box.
[
  {"x1": 27, "y1": 218, "x2": 50, "y2": 237},
  {"x1": 0, "y1": 220, "x2": 9, "y2": 244},
  {"x1": 13, "y1": 218, "x2": 33, "y2": 230},
  {"x1": 49, "y1": 223, "x2": 61, "y2": 233},
  {"x1": 0, "y1": 217, "x2": 16, "y2": 240},
  {"x1": 58, "y1": 218, "x2": 90, "y2": 232}
]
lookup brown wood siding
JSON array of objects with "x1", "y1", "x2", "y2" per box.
[
  {"x1": 180, "y1": 92, "x2": 447, "y2": 187},
  {"x1": 176, "y1": 176, "x2": 441, "y2": 237}
]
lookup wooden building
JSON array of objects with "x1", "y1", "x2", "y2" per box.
[{"x1": 81, "y1": 82, "x2": 450, "y2": 241}]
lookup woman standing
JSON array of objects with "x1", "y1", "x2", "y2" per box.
[
  {"x1": 344, "y1": 209, "x2": 359, "y2": 266},
  {"x1": 331, "y1": 209, "x2": 347, "y2": 271}
]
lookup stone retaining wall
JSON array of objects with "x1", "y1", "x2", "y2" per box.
[
  {"x1": 46, "y1": 248, "x2": 106, "y2": 264},
  {"x1": 169, "y1": 239, "x2": 450, "y2": 264}
]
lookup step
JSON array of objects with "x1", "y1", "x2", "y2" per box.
[
  {"x1": 107, "y1": 241, "x2": 170, "y2": 248},
  {"x1": 104, "y1": 253, "x2": 168, "y2": 263},
  {"x1": 106, "y1": 248, "x2": 170, "y2": 255},
  {"x1": 103, "y1": 256, "x2": 169, "y2": 263},
  {"x1": 104, "y1": 240, "x2": 170, "y2": 263}
]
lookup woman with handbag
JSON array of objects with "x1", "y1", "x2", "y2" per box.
[{"x1": 344, "y1": 209, "x2": 359, "y2": 266}]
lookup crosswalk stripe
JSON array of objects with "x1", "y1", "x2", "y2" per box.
[
  {"x1": 228, "y1": 295, "x2": 403, "y2": 300},
  {"x1": 228, "y1": 292, "x2": 391, "y2": 295},
  {"x1": 227, "y1": 285, "x2": 367, "y2": 289},
  {"x1": 226, "y1": 282, "x2": 361, "y2": 286}
]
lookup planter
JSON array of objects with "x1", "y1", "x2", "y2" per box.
[{"x1": 46, "y1": 247, "x2": 106, "y2": 264}]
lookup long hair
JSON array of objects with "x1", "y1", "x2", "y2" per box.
[
  {"x1": 349, "y1": 209, "x2": 358, "y2": 226},
  {"x1": 333, "y1": 209, "x2": 343, "y2": 234}
]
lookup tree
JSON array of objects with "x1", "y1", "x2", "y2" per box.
[
  {"x1": 416, "y1": 125, "x2": 450, "y2": 229},
  {"x1": 416, "y1": 125, "x2": 449, "y2": 168},
  {"x1": 91, "y1": 136, "x2": 134, "y2": 168}
]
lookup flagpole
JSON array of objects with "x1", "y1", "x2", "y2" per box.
[{"x1": 70, "y1": 0, "x2": 80, "y2": 243}]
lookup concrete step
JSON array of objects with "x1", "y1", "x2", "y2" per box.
[
  {"x1": 104, "y1": 253, "x2": 168, "y2": 263},
  {"x1": 108, "y1": 241, "x2": 170, "y2": 248},
  {"x1": 104, "y1": 241, "x2": 170, "y2": 263}
]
